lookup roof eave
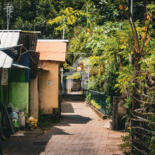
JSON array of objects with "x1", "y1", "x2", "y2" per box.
[
  {"x1": 39, "y1": 59, "x2": 66, "y2": 63},
  {"x1": 37, "y1": 39, "x2": 69, "y2": 43}
]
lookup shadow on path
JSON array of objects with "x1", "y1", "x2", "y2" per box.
[
  {"x1": 2, "y1": 126, "x2": 71, "y2": 155},
  {"x1": 61, "y1": 102, "x2": 75, "y2": 113},
  {"x1": 2, "y1": 103, "x2": 91, "y2": 155},
  {"x1": 60, "y1": 114, "x2": 91, "y2": 124}
]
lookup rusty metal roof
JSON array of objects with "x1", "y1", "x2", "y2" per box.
[{"x1": 36, "y1": 40, "x2": 68, "y2": 62}]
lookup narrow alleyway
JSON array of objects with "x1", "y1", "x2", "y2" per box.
[{"x1": 3, "y1": 101, "x2": 125, "y2": 155}]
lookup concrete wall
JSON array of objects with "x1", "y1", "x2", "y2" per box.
[
  {"x1": 29, "y1": 75, "x2": 39, "y2": 118},
  {"x1": 66, "y1": 79, "x2": 73, "y2": 93},
  {"x1": 39, "y1": 62, "x2": 59, "y2": 114}
]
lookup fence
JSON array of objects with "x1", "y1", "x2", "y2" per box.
[
  {"x1": 87, "y1": 90, "x2": 108, "y2": 114},
  {"x1": 131, "y1": 107, "x2": 155, "y2": 154}
]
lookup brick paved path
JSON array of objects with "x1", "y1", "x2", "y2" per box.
[{"x1": 3, "y1": 101, "x2": 125, "y2": 155}]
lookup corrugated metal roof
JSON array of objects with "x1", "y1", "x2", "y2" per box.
[
  {"x1": 36, "y1": 40, "x2": 67, "y2": 62},
  {"x1": 0, "y1": 50, "x2": 30, "y2": 69},
  {"x1": 0, "y1": 30, "x2": 21, "y2": 48},
  {"x1": 0, "y1": 50, "x2": 13, "y2": 68}
]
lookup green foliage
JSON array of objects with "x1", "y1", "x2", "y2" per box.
[
  {"x1": 0, "y1": 0, "x2": 154, "y2": 39},
  {"x1": 150, "y1": 136, "x2": 155, "y2": 155},
  {"x1": 105, "y1": 96, "x2": 112, "y2": 114},
  {"x1": 120, "y1": 134, "x2": 131, "y2": 149},
  {"x1": 48, "y1": 7, "x2": 86, "y2": 32},
  {"x1": 123, "y1": 97, "x2": 133, "y2": 109},
  {"x1": 85, "y1": 93, "x2": 91, "y2": 103},
  {"x1": 67, "y1": 20, "x2": 134, "y2": 114},
  {"x1": 90, "y1": 99, "x2": 102, "y2": 110},
  {"x1": 115, "y1": 64, "x2": 135, "y2": 94}
]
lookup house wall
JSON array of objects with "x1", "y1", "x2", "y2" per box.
[
  {"x1": 9, "y1": 82, "x2": 29, "y2": 113},
  {"x1": 9, "y1": 69, "x2": 29, "y2": 113},
  {"x1": 29, "y1": 75, "x2": 39, "y2": 118},
  {"x1": 66, "y1": 79, "x2": 73, "y2": 93},
  {"x1": 39, "y1": 61, "x2": 59, "y2": 114}
]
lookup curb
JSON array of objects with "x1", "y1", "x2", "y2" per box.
[{"x1": 85, "y1": 102, "x2": 108, "y2": 119}]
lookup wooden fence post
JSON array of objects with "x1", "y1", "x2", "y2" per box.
[{"x1": 112, "y1": 96, "x2": 118, "y2": 130}]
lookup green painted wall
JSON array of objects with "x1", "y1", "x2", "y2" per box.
[
  {"x1": 9, "y1": 69, "x2": 26, "y2": 82},
  {"x1": 9, "y1": 82, "x2": 29, "y2": 113}
]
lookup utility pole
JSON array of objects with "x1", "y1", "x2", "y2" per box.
[
  {"x1": 4, "y1": 3, "x2": 14, "y2": 30},
  {"x1": 62, "y1": 18, "x2": 66, "y2": 39},
  {"x1": 62, "y1": 27, "x2": 65, "y2": 39},
  {"x1": 130, "y1": 0, "x2": 133, "y2": 21}
]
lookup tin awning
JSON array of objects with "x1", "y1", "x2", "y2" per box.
[{"x1": 12, "y1": 63, "x2": 30, "y2": 69}]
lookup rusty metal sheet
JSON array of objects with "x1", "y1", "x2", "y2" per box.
[{"x1": 36, "y1": 40, "x2": 68, "y2": 62}]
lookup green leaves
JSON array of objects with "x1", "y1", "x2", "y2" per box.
[
  {"x1": 48, "y1": 7, "x2": 86, "y2": 33},
  {"x1": 115, "y1": 64, "x2": 135, "y2": 94}
]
